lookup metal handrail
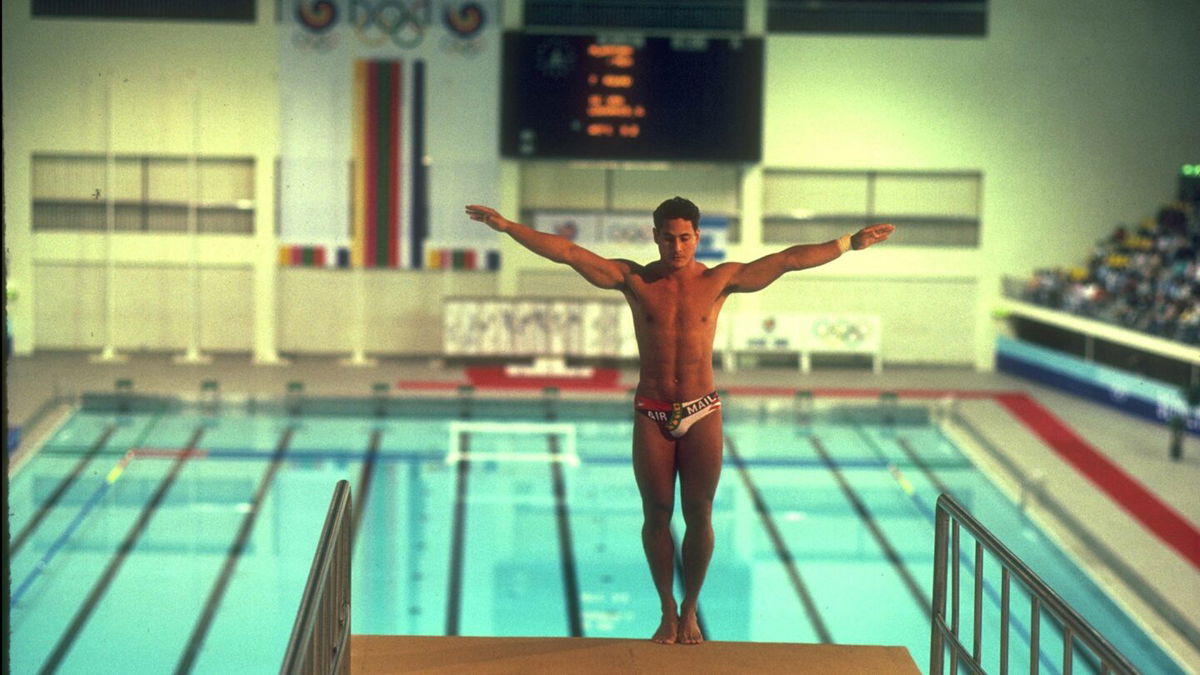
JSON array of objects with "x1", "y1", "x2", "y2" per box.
[
  {"x1": 281, "y1": 480, "x2": 353, "y2": 675},
  {"x1": 930, "y1": 493, "x2": 1138, "y2": 675}
]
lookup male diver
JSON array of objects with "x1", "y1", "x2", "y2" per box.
[{"x1": 465, "y1": 198, "x2": 894, "y2": 644}]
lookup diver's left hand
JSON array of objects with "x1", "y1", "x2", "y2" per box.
[{"x1": 852, "y1": 223, "x2": 895, "y2": 250}]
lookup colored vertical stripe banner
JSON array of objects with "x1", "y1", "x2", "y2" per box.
[
  {"x1": 354, "y1": 60, "x2": 402, "y2": 268},
  {"x1": 279, "y1": 1, "x2": 502, "y2": 270},
  {"x1": 423, "y1": 248, "x2": 501, "y2": 270},
  {"x1": 278, "y1": 245, "x2": 351, "y2": 268}
]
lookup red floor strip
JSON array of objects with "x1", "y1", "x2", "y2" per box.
[
  {"x1": 996, "y1": 393, "x2": 1200, "y2": 571},
  {"x1": 464, "y1": 366, "x2": 622, "y2": 391},
  {"x1": 395, "y1": 380, "x2": 466, "y2": 391}
]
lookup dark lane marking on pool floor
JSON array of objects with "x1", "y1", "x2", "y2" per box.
[
  {"x1": 352, "y1": 428, "x2": 384, "y2": 548},
  {"x1": 808, "y1": 434, "x2": 932, "y2": 619},
  {"x1": 724, "y1": 433, "x2": 832, "y2": 643},
  {"x1": 444, "y1": 432, "x2": 470, "y2": 636},
  {"x1": 11, "y1": 424, "x2": 118, "y2": 555},
  {"x1": 175, "y1": 426, "x2": 296, "y2": 674},
  {"x1": 549, "y1": 434, "x2": 584, "y2": 637},
  {"x1": 41, "y1": 426, "x2": 206, "y2": 675}
]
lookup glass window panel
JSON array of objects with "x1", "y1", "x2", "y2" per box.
[{"x1": 763, "y1": 171, "x2": 869, "y2": 217}]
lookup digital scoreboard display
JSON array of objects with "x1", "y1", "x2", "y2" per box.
[{"x1": 501, "y1": 32, "x2": 763, "y2": 162}]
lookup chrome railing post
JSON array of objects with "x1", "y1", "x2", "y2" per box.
[
  {"x1": 973, "y1": 539, "x2": 984, "y2": 663},
  {"x1": 930, "y1": 496, "x2": 950, "y2": 673},
  {"x1": 950, "y1": 519, "x2": 961, "y2": 674},
  {"x1": 929, "y1": 494, "x2": 1139, "y2": 675},
  {"x1": 281, "y1": 480, "x2": 353, "y2": 675}
]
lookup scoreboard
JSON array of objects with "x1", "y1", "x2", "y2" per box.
[{"x1": 501, "y1": 32, "x2": 763, "y2": 162}]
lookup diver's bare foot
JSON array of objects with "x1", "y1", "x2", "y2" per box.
[
  {"x1": 676, "y1": 608, "x2": 704, "y2": 645},
  {"x1": 651, "y1": 613, "x2": 678, "y2": 644}
]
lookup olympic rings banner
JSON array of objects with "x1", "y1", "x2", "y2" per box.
[
  {"x1": 279, "y1": 1, "x2": 501, "y2": 268},
  {"x1": 728, "y1": 313, "x2": 882, "y2": 354}
]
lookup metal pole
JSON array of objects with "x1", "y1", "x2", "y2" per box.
[
  {"x1": 930, "y1": 501, "x2": 949, "y2": 674},
  {"x1": 340, "y1": 263, "x2": 376, "y2": 367},
  {"x1": 177, "y1": 85, "x2": 211, "y2": 364},
  {"x1": 340, "y1": 154, "x2": 374, "y2": 368},
  {"x1": 92, "y1": 76, "x2": 126, "y2": 363}
]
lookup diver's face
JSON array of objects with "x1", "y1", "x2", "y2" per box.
[{"x1": 654, "y1": 218, "x2": 698, "y2": 269}]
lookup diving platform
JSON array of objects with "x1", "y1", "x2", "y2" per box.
[{"x1": 349, "y1": 635, "x2": 921, "y2": 674}]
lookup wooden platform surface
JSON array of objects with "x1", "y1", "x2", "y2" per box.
[{"x1": 351, "y1": 634, "x2": 922, "y2": 674}]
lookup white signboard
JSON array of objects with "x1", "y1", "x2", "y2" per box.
[{"x1": 444, "y1": 298, "x2": 636, "y2": 358}]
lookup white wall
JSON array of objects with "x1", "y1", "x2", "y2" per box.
[
  {"x1": 764, "y1": 0, "x2": 1200, "y2": 268},
  {"x1": 771, "y1": 0, "x2": 1199, "y2": 365},
  {"x1": 3, "y1": 3, "x2": 281, "y2": 359},
  {"x1": 5, "y1": 0, "x2": 1198, "y2": 365}
]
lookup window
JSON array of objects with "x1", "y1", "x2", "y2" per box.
[
  {"x1": 32, "y1": 154, "x2": 255, "y2": 234},
  {"x1": 762, "y1": 168, "x2": 981, "y2": 247},
  {"x1": 519, "y1": 160, "x2": 743, "y2": 240}
]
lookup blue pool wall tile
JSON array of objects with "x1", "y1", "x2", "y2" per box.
[{"x1": 995, "y1": 336, "x2": 1198, "y2": 433}]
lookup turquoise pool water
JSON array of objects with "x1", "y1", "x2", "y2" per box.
[{"x1": 7, "y1": 394, "x2": 1182, "y2": 673}]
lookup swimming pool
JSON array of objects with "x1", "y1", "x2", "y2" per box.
[{"x1": 7, "y1": 392, "x2": 1183, "y2": 673}]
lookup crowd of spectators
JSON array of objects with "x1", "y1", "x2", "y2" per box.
[{"x1": 1021, "y1": 202, "x2": 1200, "y2": 345}]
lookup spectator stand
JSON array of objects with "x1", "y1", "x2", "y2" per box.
[
  {"x1": 1017, "y1": 202, "x2": 1199, "y2": 347},
  {"x1": 1002, "y1": 201, "x2": 1200, "y2": 431}
]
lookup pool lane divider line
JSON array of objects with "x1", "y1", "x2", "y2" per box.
[
  {"x1": 40, "y1": 426, "x2": 206, "y2": 675},
  {"x1": 351, "y1": 428, "x2": 384, "y2": 550},
  {"x1": 548, "y1": 434, "x2": 585, "y2": 637},
  {"x1": 807, "y1": 435, "x2": 932, "y2": 619},
  {"x1": 10, "y1": 447, "x2": 136, "y2": 607},
  {"x1": 995, "y1": 393, "x2": 1200, "y2": 571},
  {"x1": 444, "y1": 431, "x2": 470, "y2": 636},
  {"x1": 724, "y1": 433, "x2": 832, "y2": 643},
  {"x1": 174, "y1": 426, "x2": 295, "y2": 675},
  {"x1": 10, "y1": 449, "x2": 197, "y2": 606},
  {"x1": 10, "y1": 424, "x2": 117, "y2": 556},
  {"x1": 13, "y1": 410, "x2": 167, "y2": 561}
]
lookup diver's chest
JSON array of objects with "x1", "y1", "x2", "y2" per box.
[{"x1": 629, "y1": 280, "x2": 724, "y2": 325}]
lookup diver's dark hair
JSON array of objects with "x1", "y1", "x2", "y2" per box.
[{"x1": 652, "y1": 196, "x2": 700, "y2": 231}]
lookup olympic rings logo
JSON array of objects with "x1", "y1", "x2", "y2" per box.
[
  {"x1": 297, "y1": 0, "x2": 338, "y2": 32},
  {"x1": 442, "y1": 2, "x2": 484, "y2": 38},
  {"x1": 351, "y1": 0, "x2": 430, "y2": 49},
  {"x1": 812, "y1": 319, "x2": 872, "y2": 345}
]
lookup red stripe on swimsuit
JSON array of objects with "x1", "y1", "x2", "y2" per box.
[{"x1": 635, "y1": 391, "x2": 721, "y2": 438}]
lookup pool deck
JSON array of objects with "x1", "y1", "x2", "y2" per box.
[
  {"x1": 6, "y1": 351, "x2": 1200, "y2": 670},
  {"x1": 349, "y1": 635, "x2": 920, "y2": 674}
]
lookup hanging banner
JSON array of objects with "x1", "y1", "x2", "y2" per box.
[{"x1": 280, "y1": 0, "x2": 501, "y2": 268}]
